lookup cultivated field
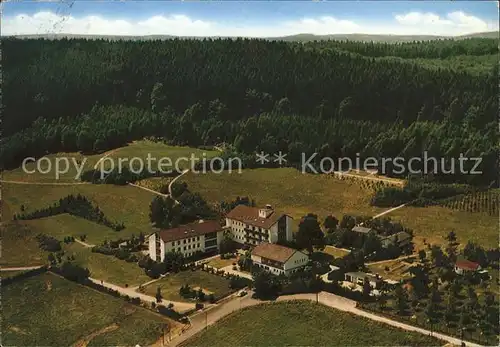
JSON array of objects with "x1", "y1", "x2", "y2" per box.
[
  {"x1": 2, "y1": 272, "x2": 178, "y2": 346},
  {"x1": 142, "y1": 270, "x2": 232, "y2": 302},
  {"x1": 181, "y1": 168, "x2": 385, "y2": 224},
  {"x1": 184, "y1": 301, "x2": 440, "y2": 346}
]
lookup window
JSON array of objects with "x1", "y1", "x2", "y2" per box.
[
  {"x1": 183, "y1": 240, "x2": 186, "y2": 244},
  {"x1": 197, "y1": 243, "x2": 200, "y2": 248},
  {"x1": 183, "y1": 246, "x2": 186, "y2": 251}
]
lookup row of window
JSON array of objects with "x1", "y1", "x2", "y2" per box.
[
  {"x1": 169, "y1": 236, "x2": 201, "y2": 247},
  {"x1": 171, "y1": 243, "x2": 201, "y2": 252},
  {"x1": 231, "y1": 220, "x2": 267, "y2": 233}
]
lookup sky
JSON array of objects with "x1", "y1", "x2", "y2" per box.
[{"x1": 1, "y1": 1, "x2": 499, "y2": 37}]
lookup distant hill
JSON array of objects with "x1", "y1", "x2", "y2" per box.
[{"x1": 6, "y1": 31, "x2": 498, "y2": 42}]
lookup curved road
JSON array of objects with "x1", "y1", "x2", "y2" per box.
[{"x1": 168, "y1": 290, "x2": 483, "y2": 347}]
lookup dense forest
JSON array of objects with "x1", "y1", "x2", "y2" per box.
[{"x1": 2, "y1": 37, "x2": 498, "y2": 186}]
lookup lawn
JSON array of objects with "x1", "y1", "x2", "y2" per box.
[
  {"x1": 63, "y1": 242, "x2": 151, "y2": 287},
  {"x1": 2, "y1": 272, "x2": 178, "y2": 346},
  {"x1": 2, "y1": 182, "x2": 156, "y2": 237},
  {"x1": 322, "y1": 245, "x2": 351, "y2": 258},
  {"x1": 387, "y1": 205, "x2": 498, "y2": 249},
  {"x1": 181, "y1": 168, "x2": 385, "y2": 225},
  {"x1": 367, "y1": 258, "x2": 416, "y2": 282},
  {"x1": 23, "y1": 213, "x2": 122, "y2": 245},
  {"x1": 207, "y1": 255, "x2": 239, "y2": 269},
  {"x1": 142, "y1": 270, "x2": 232, "y2": 302},
  {"x1": 183, "y1": 301, "x2": 440, "y2": 346},
  {"x1": 0, "y1": 221, "x2": 48, "y2": 267}
]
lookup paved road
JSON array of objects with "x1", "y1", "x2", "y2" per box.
[
  {"x1": 1, "y1": 265, "x2": 44, "y2": 271},
  {"x1": 168, "y1": 290, "x2": 483, "y2": 347},
  {"x1": 88, "y1": 277, "x2": 196, "y2": 314},
  {"x1": 168, "y1": 169, "x2": 190, "y2": 203}
]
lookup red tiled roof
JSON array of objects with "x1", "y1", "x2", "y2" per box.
[
  {"x1": 158, "y1": 220, "x2": 222, "y2": 243},
  {"x1": 251, "y1": 243, "x2": 302, "y2": 264},
  {"x1": 226, "y1": 205, "x2": 288, "y2": 229},
  {"x1": 455, "y1": 260, "x2": 480, "y2": 271}
]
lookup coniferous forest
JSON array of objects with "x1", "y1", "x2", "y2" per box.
[{"x1": 1, "y1": 37, "x2": 498, "y2": 185}]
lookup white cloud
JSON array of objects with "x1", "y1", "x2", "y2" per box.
[
  {"x1": 394, "y1": 11, "x2": 495, "y2": 35},
  {"x1": 1, "y1": 11, "x2": 497, "y2": 37}
]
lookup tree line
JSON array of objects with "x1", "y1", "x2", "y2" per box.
[{"x1": 14, "y1": 194, "x2": 125, "y2": 231}]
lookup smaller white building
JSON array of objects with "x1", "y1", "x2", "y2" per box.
[
  {"x1": 251, "y1": 243, "x2": 308, "y2": 276},
  {"x1": 454, "y1": 260, "x2": 481, "y2": 275},
  {"x1": 148, "y1": 220, "x2": 225, "y2": 262}
]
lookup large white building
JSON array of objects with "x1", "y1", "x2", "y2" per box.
[
  {"x1": 225, "y1": 204, "x2": 293, "y2": 246},
  {"x1": 148, "y1": 220, "x2": 225, "y2": 262},
  {"x1": 251, "y1": 243, "x2": 308, "y2": 276}
]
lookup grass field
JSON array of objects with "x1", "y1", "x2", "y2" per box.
[
  {"x1": 105, "y1": 140, "x2": 218, "y2": 171},
  {"x1": 181, "y1": 168, "x2": 385, "y2": 225},
  {"x1": 2, "y1": 183, "x2": 155, "y2": 236},
  {"x1": 322, "y1": 245, "x2": 351, "y2": 258},
  {"x1": 0, "y1": 270, "x2": 27, "y2": 279},
  {"x1": 387, "y1": 205, "x2": 498, "y2": 249},
  {"x1": 2, "y1": 272, "x2": 178, "y2": 346},
  {"x1": 2, "y1": 141, "x2": 218, "y2": 183},
  {"x1": 184, "y1": 301, "x2": 440, "y2": 347},
  {"x1": 23, "y1": 213, "x2": 121, "y2": 244},
  {"x1": 0, "y1": 221, "x2": 48, "y2": 267},
  {"x1": 142, "y1": 270, "x2": 232, "y2": 302},
  {"x1": 207, "y1": 256, "x2": 238, "y2": 269},
  {"x1": 63, "y1": 243, "x2": 151, "y2": 287}
]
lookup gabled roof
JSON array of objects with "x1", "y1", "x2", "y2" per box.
[
  {"x1": 251, "y1": 243, "x2": 304, "y2": 264},
  {"x1": 158, "y1": 220, "x2": 222, "y2": 243},
  {"x1": 352, "y1": 226, "x2": 372, "y2": 234},
  {"x1": 226, "y1": 205, "x2": 289, "y2": 229},
  {"x1": 455, "y1": 260, "x2": 480, "y2": 271}
]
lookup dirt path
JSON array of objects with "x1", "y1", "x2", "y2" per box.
[
  {"x1": 128, "y1": 183, "x2": 169, "y2": 197},
  {"x1": 1, "y1": 265, "x2": 44, "y2": 271},
  {"x1": 168, "y1": 290, "x2": 483, "y2": 347},
  {"x1": 371, "y1": 202, "x2": 409, "y2": 219},
  {"x1": 93, "y1": 148, "x2": 120, "y2": 169},
  {"x1": 88, "y1": 277, "x2": 195, "y2": 314},
  {"x1": 74, "y1": 239, "x2": 95, "y2": 248},
  {"x1": 72, "y1": 323, "x2": 119, "y2": 347},
  {"x1": 0, "y1": 180, "x2": 89, "y2": 185},
  {"x1": 168, "y1": 169, "x2": 190, "y2": 200}
]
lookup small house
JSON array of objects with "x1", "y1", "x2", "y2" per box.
[{"x1": 454, "y1": 260, "x2": 481, "y2": 275}]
